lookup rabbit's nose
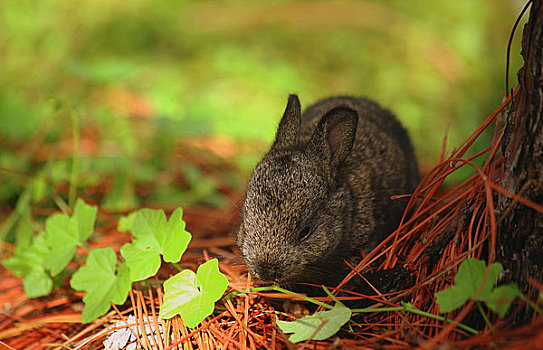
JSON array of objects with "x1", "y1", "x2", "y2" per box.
[{"x1": 254, "y1": 261, "x2": 282, "y2": 282}]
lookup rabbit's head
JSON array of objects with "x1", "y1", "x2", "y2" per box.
[{"x1": 236, "y1": 95, "x2": 359, "y2": 285}]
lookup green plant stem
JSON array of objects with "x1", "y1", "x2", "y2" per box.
[
  {"x1": 352, "y1": 302, "x2": 478, "y2": 335},
  {"x1": 322, "y1": 285, "x2": 342, "y2": 305},
  {"x1": 51, "y1": 192, "x2": 70, "y2": 214},
  {"x1": 271, "y1": 285, "x2": 333, "y2": 309},
  {"x1": 229, "y1": 286, "x2": 478, "y2": 335},
  {"x1": 69, "y1": 108, "x2": 80, "y2": 209},
  {"x1": 0, "y1": 186, "x2": 31, "y2": 241},
  {"x1": 230, "y1": 285, "x2": 333, "y2": 310},
  {"x1": 476, "y1": 302, "x2": 495, "y2": 333},
  {"x1": 518, "y1": 292, "x2": 543, "y2": 315}
]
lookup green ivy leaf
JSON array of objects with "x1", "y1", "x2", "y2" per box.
[
  {"x1": 24, "y1": 270, "x2": 53, "y2": 298},
  {"x1": 276, "y1": 303, "x2": 352, "y2": 343},
  {"x1": 44, "y1": 199, "x2": 97, "y2": 276},
  {"x1": 2, "y1": 233, "x2": 52, "y2": 298},
  {"x1": 117, "y1": 211, "x2": 138, "y2": 233},
  {"x1": 70, "y1": 247, "x2": 131, "y2": 323},
  {"x1": 73, "y1": 198, "x2": 98, "y2": 241},
  {"x1": 482, "y1": 284, "x2": 519, "y2": 319},
  {"x1": 159, "y1": 259, "x2": 228, "y2": 328},
  {"x1": 120, "y1": 208, "x2": 191, "y2": 281},
  {"x1": 119, "y1": 242, "x2": 159, "y2": 281},
  {"x1": 435, "y1": 258, "x2": 511, "y2": 317}
]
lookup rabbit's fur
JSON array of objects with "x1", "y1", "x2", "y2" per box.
[{"x1": 236, "y1": 95, "x2": 418, "y2": 287}]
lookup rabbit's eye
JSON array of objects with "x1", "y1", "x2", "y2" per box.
[{"x1": 299, "y1": 226, "x2": 312, "y2": 241}]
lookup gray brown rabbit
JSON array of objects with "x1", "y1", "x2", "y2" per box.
[{"x1": 236, "y1": 95, "x2": 418, "y2": 287}]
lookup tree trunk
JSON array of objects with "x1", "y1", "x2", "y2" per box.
[{"x1": 498, "y1": 0, "x2": 543, "y2": 324}]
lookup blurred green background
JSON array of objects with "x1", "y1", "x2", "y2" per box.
[{"x1": 0, "y1": 0, "x2": 524, "y2": 215}]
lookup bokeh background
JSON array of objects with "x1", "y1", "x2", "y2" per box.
[{"x1": 0, "y1": 0, "x2": 525, "y2": 216}]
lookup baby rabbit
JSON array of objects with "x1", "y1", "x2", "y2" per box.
[{"x1": 236, "y1": 95, "x2": 418, "y2": 287}]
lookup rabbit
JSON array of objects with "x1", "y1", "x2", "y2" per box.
[{"x1": 236, "y1": 94, "x2": 418, "y2": 288}]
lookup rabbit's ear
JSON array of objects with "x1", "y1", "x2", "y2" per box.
[
  {"x1": 271, "y1": 94, "x2": 301, "y2": 151},
  {"x1": 306, "y1": 106, "x2": 358, "y2": 170}
]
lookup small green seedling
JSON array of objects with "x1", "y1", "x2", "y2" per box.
[
  {"x1": 120, "y1": 208, "x2": 191, "y2": 281},
  {"x1": 276, "y1": 302, "x2": 352, "y2": 343},
  {"x1": 435, "y1": 258, "x2": 519, "y2": 318},
  {"x1": 71, "y1": 206, "x2": 229, "y2": 326},
  {"x1": 3, "y1": 233, "x2": 52, "y2": 298},
  {"x1": 159, "y1": 258, "x2": 229, "y2": 328},
  {"x1": 3, "y1": 198, "x2": 97, "y2": 298},
  {"x1": 2, "y1": 201, "x2": 231, "y2": 327}
]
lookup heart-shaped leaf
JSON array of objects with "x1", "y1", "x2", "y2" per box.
[
  {"x1": 44, "y1": 199, "x2": 97, "y2": 276},
  {"x1": 70, "y1": 247, "x2": 132, "y2": 323},
  {"x1": 120, "y1": 208, "x2": 191, "y2": 281},
  {"x1": 277, "y1": 303, "x2": 352, "y2": 343},
  {"x1": 159, "y1": 259, "x2": 228, "y2": 327},
  {"x1": 482, "y1": 284, "x2": 519, "y2": 318},
  {"x1": 435, "y1": 258, "x2": 518, "y2": 318}
]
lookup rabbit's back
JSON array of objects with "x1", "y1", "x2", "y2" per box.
[
  {"x1": 300, "y1": 97, "x2": 417, "y2": 184},
  {"x1": 300, "y1": 97, "x2": 418, "y2": 252}
]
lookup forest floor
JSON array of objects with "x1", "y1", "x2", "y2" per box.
[{"x1": 1, "y1": 94, "x2": 543, "y2": 349}]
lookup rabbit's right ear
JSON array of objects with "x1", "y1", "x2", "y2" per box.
[
  {"x1": 305, "y1": 106, "x2": 358, "y2": 172},
  {"x1": 271, "y1": 94, "x2": 301, "y2": 151}
]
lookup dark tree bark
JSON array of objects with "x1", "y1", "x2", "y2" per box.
[{"x1": 498, "y1": 0, "x2": 543, "y2": 324}]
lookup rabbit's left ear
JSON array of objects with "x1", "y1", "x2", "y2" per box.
[
  {"x1": 305, "y1": 106, "x2": 358, "y2": 171},
  {"x1": 271, "y1": 94, "x2": 301, "y2": 151}
]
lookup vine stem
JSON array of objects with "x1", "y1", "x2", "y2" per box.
[
  {"x1": 351, "y1": 302, "x2": 478, "y2": 335},
  {"x1": 245, "y1": 285, "x2": 334, "y2": 310},
  {"x1": 227, "y1": 286, "x2": 479, "y2": 335},
  {"x1": 69, "y1": 108, "x2": 80, "y2": 209},
  {"x1": 518, "y1": 292, "x2": 543, "y2": 315},
  {"x1": 476, "y1": 302, "x2": 495, "y2": 333}
]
